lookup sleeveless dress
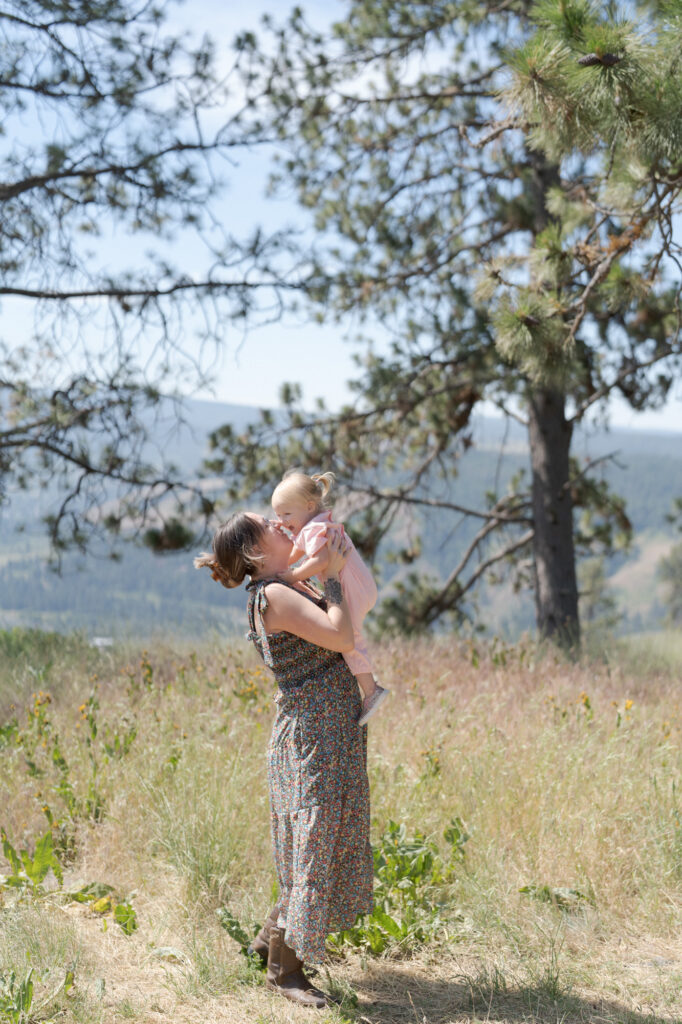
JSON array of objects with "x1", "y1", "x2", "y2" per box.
[{"x1": 246, "y1": 578, "x2": 374, "y2": 963}]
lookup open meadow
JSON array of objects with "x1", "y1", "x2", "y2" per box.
[{"x1": 2, "y1": 629, "x2": 682, "y2": 1024}]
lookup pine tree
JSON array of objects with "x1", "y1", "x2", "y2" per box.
[{"x1": 210, "y1": 0, "x2": 682, "y2": 646}]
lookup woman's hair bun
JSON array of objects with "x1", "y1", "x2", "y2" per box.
[
  {"x1": 193, "y1": 552, "x2": 214, "y2": 571},
  {"x1": 193, "y1": 551, "x2": 238, "y2": 589}
]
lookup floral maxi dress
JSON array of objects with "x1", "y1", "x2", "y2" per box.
[{"x1": 246, "y1": 578, "x2": 374, "y2": 963}]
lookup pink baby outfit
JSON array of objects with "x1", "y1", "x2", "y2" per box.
[{"x1": 293, "y1": 510, "x2": 378, "y2": 676}]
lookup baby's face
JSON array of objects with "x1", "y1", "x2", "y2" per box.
[{"x1": 272, "y1": 493, "x2": 317, "y2": 536}]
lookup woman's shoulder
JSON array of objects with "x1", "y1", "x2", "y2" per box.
[
  {"x1": 247, "y1": 577, "x2": 290, "y2": 616},
  {"x1": 250, "y1": 578, "x2": 321, "y2": 604},
  {"x1": 248, "y1": 577, "x2": 288, "y2": 601},
  {"x1": 258, "y1": 579, "x2": 290, "y2": 600}
]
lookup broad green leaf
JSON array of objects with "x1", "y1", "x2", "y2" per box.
[
  {"x1": 25, "y1": 831, "x2": 56, "y2": 886},
  {"x1": 19, "y1": 970, "x2": 34, "y2": 1013},
  {"x1": 69, "y1": 882, "x2": 115, "y2": 904},
  {"x1": 371, "y1": 907, "x2": 404, "y2": 938},
  {"x1": 1, "y1": 830, "x2": 22, "y2": 878},
  {"x1": 114, "y1": 901, "x2": 138, "y2": 935}
]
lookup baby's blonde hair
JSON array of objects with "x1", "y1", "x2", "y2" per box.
[{"x1": 272, "y1": 468, "x2": 335, "y2": 512}]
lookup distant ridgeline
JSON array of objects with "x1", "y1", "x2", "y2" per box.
[{"x1": 0, "y1": 398, "x2": 680, "y2": 639}]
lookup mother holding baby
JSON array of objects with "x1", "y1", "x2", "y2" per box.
[{"x1": 195, "y1": 495, "x2": 374, "y2": 1009}]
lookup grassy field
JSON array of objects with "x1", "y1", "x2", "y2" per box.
[{"x1": 2, "y1": 629, "x2": 682, "y2": 1024}]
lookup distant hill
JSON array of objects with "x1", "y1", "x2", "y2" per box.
[{"x1": 0, "y1": 397, "x2": 680, "y2": 639}]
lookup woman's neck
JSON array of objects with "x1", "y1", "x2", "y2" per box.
[{"x1": 251, "y1": 557, "x2": 290, "y2": 581}]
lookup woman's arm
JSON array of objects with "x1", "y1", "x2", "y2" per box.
[{"x1": 261, "y1": 582, "x2": 354, "y2": 651}]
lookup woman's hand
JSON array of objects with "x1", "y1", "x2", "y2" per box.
[{"x1": 321, "y1": 528, "x2": 350, "y2": 579}]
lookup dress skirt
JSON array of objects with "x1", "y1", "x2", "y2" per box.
[{"x1": 267, "y1": 661, "x2": 374, "y2": 962}]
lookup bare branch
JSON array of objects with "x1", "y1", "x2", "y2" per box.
[
  {"x1": 353, "y1": 484, "x2": 531, "y2": 524},
  {"x1": 421, "y1": 527, "x2": 535, "y2": 624}
]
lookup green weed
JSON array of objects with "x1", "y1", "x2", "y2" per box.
[
  {"x1": 0, "y1": 830, "x2": 63, "y2": 894},
  {"x1": 112, "y1": 902, "x2": 137, "y2": 936},
  {"x1": 519, "y1": 883, "x2": 593, "y2": 912},
  {"x1": 215, "y1": 906, "x2": 259, "y2": 959},
  {"x1": 1, "y1": 826, "x2": 137, "y2": 937},
  {"x1": 0, "y1": 968, "x2": 34, "y2": 1024},
  {"x1": 330, "y1": 818, "x2": 469, "y2": 955},
  {"x1": 0, "y1": 966, "x2": 74, "y2": 1024},
  {"x1": 0, "y1": 720, "x2": 18, "y2": 751}
]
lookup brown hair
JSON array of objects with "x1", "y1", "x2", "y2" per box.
[
  {"x1": 193, "y1": 512, "x2": 265, "y2": 589},
  {"x1": 272, "y1": 469, "x2": 335, "y2": 512}
]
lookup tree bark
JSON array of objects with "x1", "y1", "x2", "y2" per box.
[
  {"x1": 524, "y1": 149, "x2": 580, "y2": 647},
  {"x1": 528, "y1": 387, "x2": 580, "y2": 647}
]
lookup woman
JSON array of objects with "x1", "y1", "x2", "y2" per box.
[{"x1": 195, "y1": 512, "x2": 373, "y2": 1009}]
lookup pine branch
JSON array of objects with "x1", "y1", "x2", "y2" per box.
[
  {"x1": 568, "y1": 347, "x2": 674, "y2": 423},
  {"x1": 0, "y1": 276, "x2": 300, "y2": 301},
  {"x1": 421, "y1": 527, "x2": 535, "y2": 625},
  {"x1": 333, "y1": 64, "x2": 504, "y2": 106},
  {"x1": 353, "y1": 485, "x2": 531, "y2": 524}
]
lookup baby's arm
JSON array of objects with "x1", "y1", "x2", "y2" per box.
[
  {"x1": 282, "y1": 546, "x2": 330, "y2": 583},
  {"x1": 288, "y1": 545, "x2": 304, "y2": 566}
]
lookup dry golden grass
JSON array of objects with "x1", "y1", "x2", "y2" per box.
[{"x1": 2, "y1": 630, "x2": 682, "y2": 1024}]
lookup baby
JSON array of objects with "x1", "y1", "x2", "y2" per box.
[{"x1": 272, "y1": 469, "x2": 389, "y2": 725}]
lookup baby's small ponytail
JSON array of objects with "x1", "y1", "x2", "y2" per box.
[{"x1": 311, "y1": 471, "x2": 336, "y2": 507}]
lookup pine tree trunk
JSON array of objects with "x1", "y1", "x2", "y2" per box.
[
  {"x1": 528, "y1": 388, "x2": 580, "y2": 647},
  {"x1": 524, "y1": 149, "x2": 580, "y2": 647}
]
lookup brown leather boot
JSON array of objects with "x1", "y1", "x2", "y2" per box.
[
  {"x1": 247, "y1": 902, "x2": 280, "y2": 966},
  {"x1": 265, "y1": 927, "x2": 327, "y2": 1008}
]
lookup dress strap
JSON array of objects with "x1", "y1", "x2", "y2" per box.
[
  {"x1": 245, "y1": 576, "x2": 324, "y2": 668},
  {"x1": 246, "y1": 583, "x2": 274, "y2": 667}
]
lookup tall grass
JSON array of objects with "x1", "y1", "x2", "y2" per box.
[{"x1": 1, "y1": 628, "x2": 682, "y2": 1023}]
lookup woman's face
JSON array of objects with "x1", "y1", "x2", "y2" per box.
[{"x1": 247, "y1": 513, "x2": 292, "y2": 573}]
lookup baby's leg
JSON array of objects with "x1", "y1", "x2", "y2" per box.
[
  {"x1": 342, "y1": 580, "x2": 376, "y2": 689},
  {"x1": 345, "y1": 647, "x2": 389, "y2": 726},
  {"x1": 354, "y1": 671, "x2": 377, "y2": 700},
  {"x1": 342, "y1": 575, "x2": 388, "y2": 721},
  {"x1": 342, "y1": 637, "x2": 377, "y2": 696},
  {"x1": 344, "y1": 642, "x2": 390, "y2": 724}
]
